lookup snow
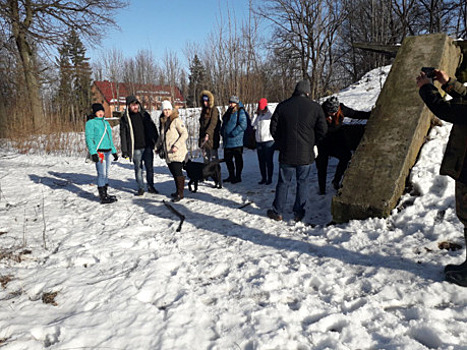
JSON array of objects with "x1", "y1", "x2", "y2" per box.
[{"x1": 1, "y1": 65, "x2": 466, "y2": 349}]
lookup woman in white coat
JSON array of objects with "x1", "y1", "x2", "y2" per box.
[{"x1": 252, "y1": 98, "x2": 275, "y2": 185}]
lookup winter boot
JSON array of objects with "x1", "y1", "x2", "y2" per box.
[
  {"x1": 172, "y1": 176, "x2": 185, "y2": 202},
  {"x1": 98, "y1": 187, "x2": 115, "y2": 204},
  {"x1": 148, "y1": 184, "x2": 159, "y2": 194},
  {"x1": 224, "y1": 160, "x2": 235, "y2": 182},
  {"x1": 445, "y1": 268, "x2": 467, "y2": 287},
  {"x1": 104, "y1": 184, "x2": 117, "y2": 201},
  {"x1": 445, "y1": 228, "x2": 467, "y2": 273}
]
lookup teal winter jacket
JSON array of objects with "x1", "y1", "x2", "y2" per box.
[
  {"x1": 85, "y1": 117, "x2": 117, "y2": 155},
  {"x1": 221, "y1": 102, "x2": 247, "y2": 149}
]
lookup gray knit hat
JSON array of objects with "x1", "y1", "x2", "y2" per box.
[
  {"x1": 229, "y1": 95, "x2": 240, "y2": 104},
  {"x1": 322, "y1": 96, "x2": 340, "y2": 114}
]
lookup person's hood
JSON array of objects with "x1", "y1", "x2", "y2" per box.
[
  {"x1": 126, "y1": 95, "x2": 139, "y2": 106},
  {"x1": 199, "y1": 90, "x2": 215, "y2": 108}
]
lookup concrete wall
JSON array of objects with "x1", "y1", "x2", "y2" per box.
[{"x1": 331, "y1": 33, "x2": 461, "y2": 223}]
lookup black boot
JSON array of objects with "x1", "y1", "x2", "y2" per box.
[
  {"x1": 105, "y1": 184, "x2": 117, "y2": 201},
  {"x1": 445, "y1": 228, "x2": 467, "y2": 273},
  {"x1": 148, "y1": 185, "x2": 159, "y2": 194},
  {"x1": 445, "y1": 268, "x2": 467, "y2": 287},
  {"x1": 172, "y1": 176, "x2": 185, "y2": 202},
  {"x1": 98, "y1": 186, "x2": 115, "y2": 204}
]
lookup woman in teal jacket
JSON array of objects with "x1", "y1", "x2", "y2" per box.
[
  {"x1": 85, "y1": 103, "x2": 118, "y2": 204},
  {"x1": 220, "y1": 96, "x2": 247, "y2": 183}
]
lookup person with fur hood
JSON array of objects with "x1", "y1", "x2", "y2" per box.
[
  {"x1": 85, "y1": 103, "x2": 118, "y2": 204},
  {"x1": 251, "y1": 98, "x2": 275, "y2": 185},
  {"x1": 198, "y1": 90, "x2": 220, "y2": 163},
  {"x1": 220, "y1": 95, "x2": 247, "y2": 183},
  {"x1": 155, "y1": 100, "x2": 189, "y2": 202},
  {"x1": 120, "y1": 95, "x2": 159, "y2": 196}
]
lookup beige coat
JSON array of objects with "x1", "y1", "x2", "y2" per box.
[{"x1": 156, "y1": 108, "x2": 188, "y2": 163}]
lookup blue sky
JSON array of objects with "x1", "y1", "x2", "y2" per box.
[{"x1": 88, "y1": 0, "x2": 252, "y2": 66}]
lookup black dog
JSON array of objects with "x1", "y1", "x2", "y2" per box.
[{"x1": 183, "y1": 159, "x2": 223, "y2": 192}]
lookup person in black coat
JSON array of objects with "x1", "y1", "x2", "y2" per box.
[
  {"x1": 418, "y1": 69, "x2": 467, "y2": 287},
  {"x1": 267, "y1": 79, "x2": 328, "y2": 222},
  {"x1": 316, "y1": 96, "x2": 371, "y2": 194},
  {"x1": 120, "y1": 95, "x2": 159, "y2": 196}
]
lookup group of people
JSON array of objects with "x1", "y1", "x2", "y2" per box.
[{"x1": 85, "y1": 71, "x2": 466, "y2": 287}]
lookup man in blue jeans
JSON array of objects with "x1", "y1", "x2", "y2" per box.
[
  {"x1": 268, "y1": 80, "x2": 328, "y2": 222},
  {"x1": 120, "y1": 95, "x2": 159, "y2": 196}
]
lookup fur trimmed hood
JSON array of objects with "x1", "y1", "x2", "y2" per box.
[{"x1": 200, "y1": 90, "x2": 215, "y2": 108}]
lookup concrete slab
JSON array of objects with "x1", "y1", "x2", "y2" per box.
[{"x1": 331, "y1": 33, "x2": 461, "y2": 223}]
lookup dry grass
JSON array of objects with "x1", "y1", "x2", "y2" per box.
[
  {"x1": 2, "y1": 113, "x2": 88, "y2": 155},
  {"x1": 0, "y1": 275, "x2": 13, "y2": 289},
  {"x1": 0, "y1": 249, "x2": 32, "y2": 263}
]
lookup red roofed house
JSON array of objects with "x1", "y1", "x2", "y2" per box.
[{"x1": 92, "y1": 81, "x2": 185, "y2": 117}]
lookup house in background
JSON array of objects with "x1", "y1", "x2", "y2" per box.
[{"x1": 92, "y1": 81, "x2": 185, "y2": 117}]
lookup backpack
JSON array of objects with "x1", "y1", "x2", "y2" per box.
[{"x1": 238, "y1": 107, "x2": 256, "y2": 149}]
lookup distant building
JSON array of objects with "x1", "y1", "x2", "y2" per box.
[{"x1": 91, "y1": 81, "x2": 185, "y2": 117}]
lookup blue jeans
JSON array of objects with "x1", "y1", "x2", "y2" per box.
[
  {"x1": 95, "y1": 151, "x2": 111, "y2": 187},
  {"x1": 133, "y1": 147, "x2": 154, "y2": 190},
  {"x1": 256, "y1": 141, "x2": 275, "y2": 181},
  {"x1": 272, "y1": 163, "x2": 312, "y2": 218}
]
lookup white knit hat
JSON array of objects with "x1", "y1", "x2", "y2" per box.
[{"x1": 161, "y1": 100, "x2": 173, "y2": 110}]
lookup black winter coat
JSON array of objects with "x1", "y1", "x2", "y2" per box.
[
  {"x1": 270, "y1": 94, "x2": 328, "y2": 166},
  {"x1": 120, "y1": 107, "x2": 159, "y2": 160},
  {"x1": 419, "y1": 78, "x2": 467, "y2": 184}
]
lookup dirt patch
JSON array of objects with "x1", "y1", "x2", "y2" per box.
[
  {"x1": 438, "y1": 241, "x2": 463, "y2": 251},
  {"x1": 42, "y1": 291, "x2": 58, "y2": 306}
]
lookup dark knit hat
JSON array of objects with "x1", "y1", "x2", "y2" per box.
[
  {"x1": 294, "y1": 79, "x2": 311, "y2": 95},
  {"x1": 126, "y1": 95, "x2": 139, "y2": 105},
  {"x1": 322, "y1": 96, "x2": 340, "y2": 114},
  {"x1": 92, "y1": 103, "x2": 105, "y2": 114},
  {"x1": 202, "y1": 95, "x2": 209, "y2": 102},
  {"x1": 229, "y1": 95, "x2": 240, "y2": 104}
]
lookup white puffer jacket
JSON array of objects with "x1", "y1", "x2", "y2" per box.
[{"x1": 251, "y1": 108, "x2": 274, "y2": 143}]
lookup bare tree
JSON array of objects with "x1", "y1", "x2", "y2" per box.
[
  {"x1": 163, "y1": 49, "x2": 183, "y2": 102},
  {"x1": 0, "y1": 0, "x2": 128, "y2": 131},
  {"x1": 259, "y1": 0, "x2": 347, "y2": 99},
  {"x1": 100, "y1": 47, "x2": 125, "y2": 111}
]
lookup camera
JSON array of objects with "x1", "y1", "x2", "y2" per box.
[{"x1": 421, "y1": 67, "x2": 436, "y2": 78}]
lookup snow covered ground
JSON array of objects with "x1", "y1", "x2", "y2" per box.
[{"x1": 1, "y1": 66, "x2": 466, "y2": 350}]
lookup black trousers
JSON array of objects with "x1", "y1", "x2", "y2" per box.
[
  {"x1": 168, "y1": 162, "x2": 184, "y2": 177},
  {"x1": 224, "y1": 147, "x2": 243, "y2": 179},
  {"x1": 316, "y1": 124, "x2": 365, "y2": 193}
]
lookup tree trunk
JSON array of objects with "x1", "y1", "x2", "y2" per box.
[
  {"x1": 10, "y1": 0, "x2": 44, "y2": 131},
  {"x1": 15, "y1": 37, "x2": 44, "y2": 131}
]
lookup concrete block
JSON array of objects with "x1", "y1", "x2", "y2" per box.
[{"x1": 331, "y1": 33, "x2": 461, "y2": 223}]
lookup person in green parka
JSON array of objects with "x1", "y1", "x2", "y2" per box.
[{"x1": 85, "y1": 103, "x2": 119, "y2": 204}]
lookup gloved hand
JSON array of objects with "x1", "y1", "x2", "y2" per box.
[
  {"x1": 113, "y1": 153, "x2": 119, "y2": 161},
  {"x1": 91, "y1": 154, "x2": 99, "y2": 163}
]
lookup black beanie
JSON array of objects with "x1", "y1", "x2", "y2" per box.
[
  {"x1": 92, "y1": 103, "x2": 105, "y2": 114},
  {"x1": 293, "y1": 79, "x2": 311, "y2": 96}
]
